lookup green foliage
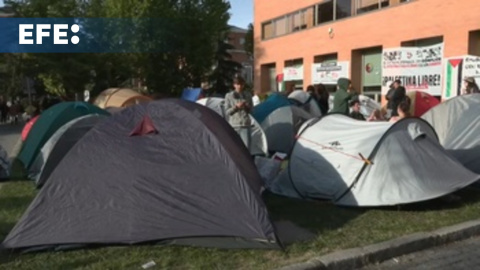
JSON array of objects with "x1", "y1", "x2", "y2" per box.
[
  {"x1": 1, "y1": 0, "x2": 233, "y2": 99},
  {"x1": 209, "y1": 33, "x2": 243, "y2": 95},
  {"x1": 24, "y1": 104, "x2": 37, "y2": 116}
]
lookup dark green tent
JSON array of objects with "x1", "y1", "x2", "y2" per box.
[{"x1": 18, "y1": 102, "x2": 109, "y2": 170}]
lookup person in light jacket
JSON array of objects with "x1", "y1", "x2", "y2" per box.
[{"x1": 224, "y1": 76, "x2": 253, "y2": 151}]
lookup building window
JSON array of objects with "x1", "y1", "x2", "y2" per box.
[
  {"x1": 239, "y1": 38, "x2": 245, "y2": 45},
  {"x1": 356, "y1": 0, "x2": 379, "y2": 14},
  {"x1": 304, "y1": 7, "x2": 315, "y2": 28},
  {"x1": 261, "y1": 0, "x2": 410, "y2": 40},
  {"x1": 336, "y1": 0, "x2": 352, "y2": 20},
  {"x1": 262, "y1": 21, "x2": 274, "y2": 39},
  {"x1": 274, "y1": 16, "x2": 288, "y2": 36},
  {"x1": 291, "y1": 11, "x2": 304, "y2": 32},
  {"x1": 317, "y1": 0, "x2": 334, "y2": 25},
  {"x1": 401, "y1": 36, "x2": 444, "y2": 47}
]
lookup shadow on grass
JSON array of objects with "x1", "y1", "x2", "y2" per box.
[
  {"x1": 264, "y1": 191, "x2": 366, "y2": 235},
  {"x1": 263, "y1": 185, "x2": 480, "y2": 238}
]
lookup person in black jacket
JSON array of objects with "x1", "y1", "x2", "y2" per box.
[
  {"x1": 349, "y1": 99, "x2": 365, "y2": 121},
  {"x1": 314, "y1": 83, "x2": 330, "y2": 115},
  {"x1": 387, "y1": 80, "x2": 406, "y2": 117}
]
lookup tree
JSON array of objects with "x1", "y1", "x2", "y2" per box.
[
  {"x1": 3, "y1": 0, "x2": 233, "y2": 98},
  {"x1": 244, "y1": 23, "x2": 254, "y2": 57},
  {"x1": 209, "y1": 35, "x2": 243, "y2": 95}
]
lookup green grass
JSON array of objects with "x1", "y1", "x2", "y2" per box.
[{"x1": 2, "y1": 181, "x2": 480, "y2": 269}]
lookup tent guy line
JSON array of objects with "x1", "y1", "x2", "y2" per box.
[{"x1": 295, "y1": 135, "x2": 371, "y2": 163}]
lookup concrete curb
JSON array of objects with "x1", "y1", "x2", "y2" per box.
[{"x1": 277, "y1": 219, "x2": 480, "y2": 270}]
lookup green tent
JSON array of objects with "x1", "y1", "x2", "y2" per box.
[{"x1": 18, "y1": 102, "x2": 110, "y2": 170}]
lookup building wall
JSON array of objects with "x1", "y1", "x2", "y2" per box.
[{"x1": 254, "y1": 0, "x2": 480, "y2": 96}]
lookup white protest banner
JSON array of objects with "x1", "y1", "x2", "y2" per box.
[
  {"x1": 381, "y1": 43, "x2": 444, "y2": 96},
  {"x1": 283, "y1": 66, "x2": 304, "y2": 81},
  {"x1": 311, "y1": 61, "x2": 349, "y2": 85},
  {"x1": 443, "y1": 55, "x2": 480, "y2": 99},
  {"x1": 463, "y1": 55, "x2": 480, "y2": 80}
]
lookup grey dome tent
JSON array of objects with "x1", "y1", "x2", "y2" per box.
[
  {"x1": 288, "y1": 90, "x2": 322, "y2": 117},
  {"x1": 31, "y1": 114, "x2": 108, "y2": 187},
  {"x1": 196, "y1": 97, "x2": 225, "y2": 117},
  {"x1": 261, "y1": 106, "x2": 313, "y2": 154},
  {"x1": 2, "y1": 99, "x2": 280, "y2": 251},
  {"x1": 271, "y1": 114, "x2": 479, "y2": 207},
  {"x1": 0, "y1": 144, "x2": 9, "y2": 180},
  {"x1": 28, "y1": 114, "x2": 106, "y2": 183},
  {"x1": 421, "y1": 94, "x2": 480, "y2": 174},
  {"x1": 196, "y1": 97, "x2": 269, "y2": 156}
]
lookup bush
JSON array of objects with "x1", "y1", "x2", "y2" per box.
[{"x1": 24, "y1": 105, "x2": 37, "y2": 116}]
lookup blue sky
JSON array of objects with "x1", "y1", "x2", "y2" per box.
[
  {"x1": 229, "y1": 0, "x2": 253, "y2": 29},
  {"x1": 0, "y1": 0, "x2": 253, "y2": 29}
]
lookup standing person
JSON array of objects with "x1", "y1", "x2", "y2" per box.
[
  {"x1": 224, "y1": 76, "x2": 253, "y2": 152},
  {"x1": 314, "y1": 83, "x2": 330, "y2": 115},
  {"x1": 389, "y1": 96, "x2": 411, "y2": 123},
  {"x1": 384, "y1": 81, "x2": 395, "y2": 118},
  {"x1": 463, "y1": 77, "x2": 480, "y2": 94},
  {"x1": 331, "y1": 78, "x2": 356, "y2": 115},
  {"x1": 305, "y1": 85, "x2": 315, "y2": 94},
  {"x1": 285, "y1": 84, "x2": 295, "y2": 96},
  {"x1": 9, "y1": 101, "x2": 20, "y2": 125},
  {"x1": 388, "y1": 79, "x2": 406, "y2": 118},
  {"x1": 0, "y1": 98, "x2": 7, "y2": 123}
]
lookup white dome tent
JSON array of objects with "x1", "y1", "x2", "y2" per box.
[
  {"x1": 271, "y1": 114, "x2": 479, "y2": 207},
  {"x1": 421, "y1": 93, "x2": 480, "y2": 174},
  {"x1": 196, "y1": 97, "x2": 268, "y2": 156},
  {"x1": 288, "y1": 90, "x2": 322, "y2": 117},
  {"x1": 260, "y1": 106, "x2": 313, "y2": 154}
]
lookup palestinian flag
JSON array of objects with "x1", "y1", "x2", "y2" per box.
[
  {"x1": 276, "y1": 74, "x2": 285, "y2": 92},
  {"x1": 444, "y1": 58, "x2": 463, "y2": 99}
]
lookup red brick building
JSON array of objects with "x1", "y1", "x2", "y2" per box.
[
  {"x1": 227, "y1": 25, "x2": 254, "y2": 84},
  {"x1": 254, "y1": 0, "x2": 480, "y2": 100}
]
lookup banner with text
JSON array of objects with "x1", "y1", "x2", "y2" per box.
[
  {"x1": 381, "y1": 43, "x2": 444, "y2": 96},
  {"x1": 283, "y1": 66, "x2": 304, "y2": 81},
  {"x1": 311, "y1": 61, "x2": 349, "y2": 85},
  {"x1": 443, "y1": 55, "x2": 480, "y2": 99}
]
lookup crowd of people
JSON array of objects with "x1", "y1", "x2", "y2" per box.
[
  {"x1": 222, "y1": 74, "x2": 479, "y2": 151},
  {"x1": 0, "y1": 96, "x2": 63, "y2": 125},
  {"x1": 299, "y1": 77, "x2": 412, "y2": 123},
  {"x1": 0, "y1": 99, "x2": 25, "y2": 125}
]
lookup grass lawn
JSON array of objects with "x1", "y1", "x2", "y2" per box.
[{"x1": 2, "y1": 181, "x2": 480, "y2": 270}]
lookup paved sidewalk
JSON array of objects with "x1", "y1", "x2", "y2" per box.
[
  {"x1": 362, "y1": 236, "x2": 480, "y2": 270},
  {"x1": 0, "y1": 123, "x2": 23, "y2": 156}
]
